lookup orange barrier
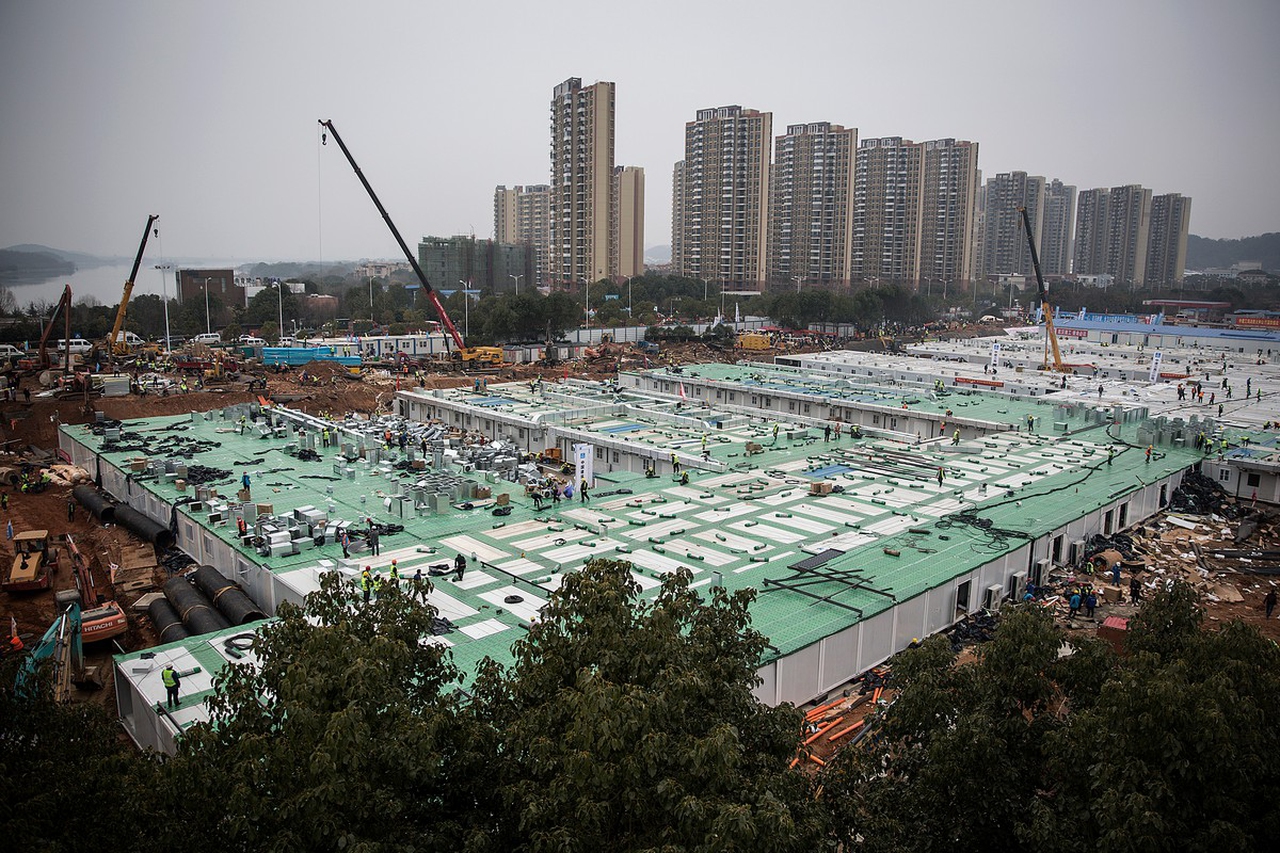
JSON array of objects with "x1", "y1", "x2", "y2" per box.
[
  {"x1": 954, "y1": 376, "x2": 1004, "y2": 388},
  {"x1": 802, "y1": 717, "x2": 843, "y2": 746},
  {"x1": 827, "y1": 719, "x2": 865, "y2": 741}
]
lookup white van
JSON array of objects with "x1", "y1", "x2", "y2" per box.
[
  {"x1": 57, "y1": 338, "x2": 94, "y2": 355},
  {"x1": 113, "y1": 331, "x2": 146, "y2": 347},
  {"x1": 193, "y1": 332, "x2": 222, "y2": 345}
]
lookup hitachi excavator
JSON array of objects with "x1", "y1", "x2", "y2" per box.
[{"x1": 318, "y1": 120, "x2": 502, "y2": 367}]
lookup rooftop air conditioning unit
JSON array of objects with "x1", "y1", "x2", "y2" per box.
[
  {"x1": 1009, "y1": 571, "x2": 1028, "y2": 600},
  {"x1": 983, "y1": 584, "x2": 1005, "y2": 611},
  {"x1": 1034, "y1": 558, "x2": 1050, "y2": 586}
]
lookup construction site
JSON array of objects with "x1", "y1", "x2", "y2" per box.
[
  {"x1": 0, "y1": 301, "x2": 1261, "y2": 757},
  {"x1": 3, "y1": 149, "x2": 1278, "y2": 766}
]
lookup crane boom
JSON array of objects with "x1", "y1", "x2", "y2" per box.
[
  {"x1": 107, "y1": 215, "x2": 159, "y2": 356},
  {"x1": 317, "y1": 120, "x2": 466, "y2": 352},
  {"x1": 1018, "y1": 206, "x2": 1065, "y2": 372},
  {"x1": 35, "y1": 284, "x2": 74, "y2": 372}
]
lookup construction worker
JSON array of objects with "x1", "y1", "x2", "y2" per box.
[
  {"x1": 952, "y1": 429, "x2": 960, "y2": 446},
  {"x1": 162, "y1": 665, "x2": 181, "y2": 710},
  {"x1": 936, "y1": 467, "x2": 945, "y2": 487},
  {"x1": 1107, "y1": 446, "x2": 1115, "y2": 466},
  {"x1": 242, "y1": 471, "x2": 251, "y2": 494},
  {"x1": 671, "y1": 453, "x2": 680, "y2": 475},
  {"x1": 454, "y1": 552, "x2": 466, "y2": 582},
  {"x1": 772, "y1": 423, "x2": 780, "y2": 443},
  {"x1": 361, "y1": 567, "x2": 372, "y2": 603},
  {"x1": 340, "y1": 528, "x2": 350, "y2": 559},
  {"x1": 390, "y1": 560, "x2": 399, "y2": 588},
  {"x1": 1145, "y1": 445, "x2": 1152, "y2": 463},
  {"x1": 579, "y1": 478, "x2": 590, "y2": 503}
]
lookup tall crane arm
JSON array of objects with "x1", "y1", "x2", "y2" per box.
[
  {"x1": 107, "y1": 214, "x2": 159, "y2": 355},
  {"x1": 1018, "y1": 206, "x2": 1065, "y2": 372},
  {"x1": 317, "y1": 120, "x2": 466, "y2": 352}
]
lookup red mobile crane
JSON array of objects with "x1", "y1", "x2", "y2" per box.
[
  {"x1": 1018, "y1": 205, "x2": 1066, "y2": 372},
  {"x1": 317, "y1": 120, "x2": 501, "y2": 366}
]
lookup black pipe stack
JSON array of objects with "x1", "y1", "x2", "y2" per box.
[
  {"x1": 191, "y1": 565, "x2": 267, "y2": 625},
  {"x1": 147, "y1": 598, "x2": 191, "y2": 644},
  {"x1": 115, "y1": 505, "x2": 175, "y2": 549},
  {"x1": 73, "y1": 485, "x2": 116, "y2": 523},
  {"x1": 163, "y1": 577, "x2": 230, "y2": 635}
]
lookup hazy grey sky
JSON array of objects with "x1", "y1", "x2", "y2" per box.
[{"x1": 2, "y1": 0, "x2": 1277, "y2": 262}]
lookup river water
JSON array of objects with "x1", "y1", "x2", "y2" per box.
[{"x1": 0, "y1": 261, "x2": 238, "y2": 309}]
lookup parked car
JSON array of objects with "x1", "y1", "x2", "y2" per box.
[
  {"x1": 193, "y1": 332, "x2": 222, "y2": 345},
  {"x1": 0, "y1": 344, "x2": 27, "y2": 360},
  {"x1": 240, "y1": 337, "x2": 266, "y2": 347}
]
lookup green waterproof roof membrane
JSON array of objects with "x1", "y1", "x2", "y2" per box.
[{"x1": 90, "y1": 384, "x2": 1198, "y2": 693}]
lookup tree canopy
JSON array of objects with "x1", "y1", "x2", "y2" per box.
[{"x1": 3, "y1": 573, "x2": 1276, "y2": 852}]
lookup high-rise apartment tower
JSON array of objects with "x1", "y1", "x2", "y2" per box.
[
  {"x1": 766, "y1": 122, "x2": 858, "y2": 286},
  {"x1": 672, "y1": 105, "x2": 772, "y2": 288},
  {"x1": 549, "y1": 78, "x2": 615, "y2": 286}
]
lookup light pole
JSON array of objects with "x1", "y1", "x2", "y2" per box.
[
  {"x1": 458, "y1": 280, "x2": 471, "y2": 340},
  {"x1": 153, "y1": 264, "x2": 172, "y2": 352},
  {"x1": 368, "y1": 278, "x2": 375, "y2": 326},
  {"x1": 276, "y1": 282, "x2": 285, "y2": 342},
  {"x1": 508, "y1": 273, "x2": 523, "y2": 296},
  {"x1": 702, "y1": 277, "x2": 710, "y2": 302},
  {"x1": 625, "y1": 276, "x2": 633, "y2": 318},
  {"x1": 203, "y1": 277, "x2": 212, "y2": 334},
  {"x1": 585, "y1": 281, "x2": 590, "y2": 332},
  {"x1": 792, "y1": 275, "x2": 803, "y2": 293}
]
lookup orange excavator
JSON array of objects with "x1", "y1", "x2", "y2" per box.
[{"x1": 58, "y1": 534, "x2": 128, "y2": 644}]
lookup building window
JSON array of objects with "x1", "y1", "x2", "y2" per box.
[
  {"x1": 1246, "y1": 472, "x2": 1261, "y2": 487},
  {"x1": 1219, "y1": 469, "x2": 1231, "y2": 482}
]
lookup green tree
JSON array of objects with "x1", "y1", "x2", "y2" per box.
[
  {"x1": 472, "y1": 559, "x2": 827, "y2": 852},
  {"x1": 0, "y1": 657, "x2": 157, "y2": 851},
  {"x1": 161, "y1": 573, "x2": 495, "y2": 852},
  {"x1": 821, "y1": 586, "x2": 1280, "y2": 853}
]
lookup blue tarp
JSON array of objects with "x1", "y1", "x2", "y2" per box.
[{"x1": 262, "y1": 347, "x2": 361, "y2": 367}]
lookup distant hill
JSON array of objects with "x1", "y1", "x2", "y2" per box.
[
  {"x1": 0, "y1": 248, "x2": 75, "y2": 281},
  {"x1": 645, "y1": 244, "x2": 672, "y2": 264},
  {"x1": 1186, "y1": 233, "x2": 1280, "y2": 272},
  {"x1": 2, "y1": 243, "x2": 120, "y2": 268}
]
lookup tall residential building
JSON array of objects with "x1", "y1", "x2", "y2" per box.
[
  {"x1": 673, "y1": 105, "x2": 772, "y2": 288},
  {"x1": 1074, "y1": 185, "x2": 1153, "y2": 286},
  {"x1": 970, "y1": 170, "x2": 986, "y2": 282},
  {"x1": 549, "y1": 77, "x2": 615, "y2": 287},
  {"x1": 1145, "y1": 193, "x2": 1192, "y2": 287},
  {"x1": 493, "y1": 184, "x2": 551, "y2": 286},
  {"x1": 612, "y1": 166, "x2": 645, "y2": 279},
  {"x1": 1073, "y1": 188, "x2": 1111, "y2": 276},
  {"x1": 981, "y1": 171, "x2": 1046, "y2": 279},
  {"x1": 1040, "y1": 179, "x2": 1077, "y2": 276},
  {"x1": 671, "y1": 160, "x2": 685, "y2": 273},
  {"x1": 1105, "y1": 184, "x2": 1153, "y2": 287},
  {"x1": 918, "y1": 139, "x2": 980, "y2": 288},
  {"x1": 850, "y1": 137, "x2": 924, "y2": 285},
  {"x1": 766, "y1": 122, "x2": 858, "y2": 286}
]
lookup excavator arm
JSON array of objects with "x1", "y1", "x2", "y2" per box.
[
  {"x1": 318, "y1": 120, "x2": 467, "y2": 353},
  {"x1": 106, "y1": 214, "x2": 159, "y2": 356},
  {"x1": 1018, "y1": 206, "x2": 1065, "y2": 372}
]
